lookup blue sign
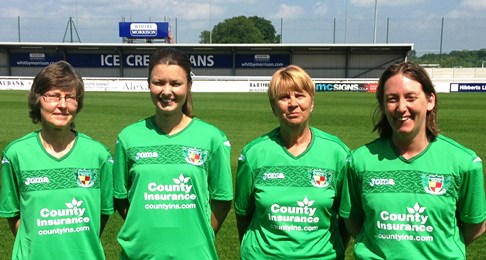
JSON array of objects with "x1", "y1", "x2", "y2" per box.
[
  {"x1": 68, "y1": 53, "x2": 233, "y2": 68},
  {"x1": 119, "y1": 22, "x2": 169, "y2": 38},
  {"x1": 235, "y1": 54, "x2": 289, "y2": 68},
  {"x1": 68, "y1": 53, "x2": 151, "y2": 67},
  {"x1": 68, "y1": 54, "x2": 109, "y2": 67},
  {"x1": 189, "y1": 54, "x2": 232, "y2": 68},
  {"x1": 11, "y1": 52, "x2": 261, "y2": 69},
  {"x1": 10, "y1": 53, "x2": 63, "y2": 67},
  {"x1": 450, "y1": 83, "x2": 486, "y2": 92}
]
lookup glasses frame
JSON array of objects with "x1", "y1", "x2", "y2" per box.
[{"x1": 41, "y1": 93, "x2": 78, "y2": 104}]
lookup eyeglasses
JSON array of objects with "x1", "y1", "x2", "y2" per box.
[{"x1": 42, "y1": 93, "x2": 78, "y2": 104}]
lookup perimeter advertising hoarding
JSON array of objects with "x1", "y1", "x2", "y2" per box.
[
  {"x1": 0, "y1": 78, "x2": 376, "y2": 93},
  {"x1": 315, "y1": 82, "x2": 378, "y2": 92},
  {"x1": 0, "y1": 78, "x2": 33, "y2": 90},
  {"x1": 450, "y1": 83, "x2": 486, "y2": 92},
  {"x1": 0, "y1": 78, "x2": 261, "y2": 92},
  {"x1": 118, "y1": 22, "x2": 169, "y2": 39}
]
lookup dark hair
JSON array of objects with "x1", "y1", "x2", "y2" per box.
[
  {"x1": 28, "y1": 61, "x2": 84, "y2": 128},
  {"x1": 373, "y1": 61, "x2": 439, "y2": 138},
  {"x1": 147, "y1": 48, "x2": 194, "y2": 117}
]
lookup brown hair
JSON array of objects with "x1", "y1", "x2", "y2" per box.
[
  {"x1": 28, "y1": 60, "x2": 84, "y2": 128},
  {"x1": 147, "y1": 48, "x2": 194, "y2": 117},
  {"x1": 373, "y1": 61, "x2": 439, "y2": 138}
]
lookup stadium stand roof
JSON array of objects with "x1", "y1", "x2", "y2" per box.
[{"x1": 0, "y1": 42, "x2": 413, "y2": 78}]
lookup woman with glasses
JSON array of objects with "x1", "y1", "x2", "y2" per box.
[
  {"x1": 0, "y1": 61, "x2": 114, "y2": 259},
  {"x1": 113, "y1": 48, "x2": 233, "y2": 259}
]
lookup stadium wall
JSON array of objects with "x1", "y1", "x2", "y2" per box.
[{"x1": 1, "y1": 69, "x2": 486, "y2": 93}]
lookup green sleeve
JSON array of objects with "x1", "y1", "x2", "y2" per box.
[
  {"x1": 113, "y1": 137, "x2": 129, "y2": 199},
  {"x1": 457, "y1": 155, "x2": 486, "y2": 224},
  {"x1": 234, "y1": 150, "x2": 255, "y2": 216},
  {"x1": 333, "y1": 152, "x2": 349, "y2": 211},
  {"x1": 100, "y1": 150, "x2": 115, "y2": 215},
  {"x1": 339, "y1": 155, "x2": 363, "y2": 219},
  {"x1": 208, "y1": 135, "x2": 233, "y2": 201},
  {"x1": 0, "y1": 151, "x2": 20, "y2": 218}
]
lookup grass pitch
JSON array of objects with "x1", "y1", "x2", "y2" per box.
[{"x1": 0, "y1": 91, "x2": 485, "y2": 259}]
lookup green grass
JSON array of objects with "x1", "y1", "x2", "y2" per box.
[{"x1": 0, "y1": 91, "x2": 485, "y2": 259}]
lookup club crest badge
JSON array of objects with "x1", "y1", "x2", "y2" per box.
[
  {"x1": 423, "y1": 174, "x2": 447, "y2": 195},
  {"x1": 310, "y1": 169, "x2": 331, "y2": 188},
  {"x1": 76, "y1": 169, "x2": 95, "y2": 188},
  {"x1": 183, "y1": 147, "x2": 208, "y2": 166}
]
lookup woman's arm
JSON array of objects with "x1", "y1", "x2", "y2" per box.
[
  {"x1": 463, "y1": 221, "x2": 486, "y2": 246},
  {"x1": 210, "y1": 199, "x2": 232, "y2": 235},
  {"x1": 114, "y1": 198, "x2": 129, "y2": 220},
  {"x1": 100, "y1": 214, "x2": 110, "y2": 236},
  {"x1": 7, "y1": 216, "x2": 20, "y2": 237},
  {"x1": 338, "y1": 216, "x2": 351, "y2": 248},
  {"x1": 344, "y1": 217, "x2": 363, "y2": 238},
  {"x1": 236, "y1": 214, "x2": 252, "y2": 243}
]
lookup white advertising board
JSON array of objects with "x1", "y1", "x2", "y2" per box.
[{"x1": 0, "y1": 77, "x2": 478, "y2": 93}]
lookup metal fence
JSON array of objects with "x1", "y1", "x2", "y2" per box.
[{"x1": 0, "y1": 16, "x2": 485, "y2": 56}]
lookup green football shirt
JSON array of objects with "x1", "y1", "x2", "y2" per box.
[
  {"x1": 0, "y1": 131, "x2": 114, "y2": 260},
  {"x1": 340, "y1": 135, "x2": 486, "y2": 260},
  {"x1": 113, "y1": 117, "x2": 233, "y2": 260},
  {"x1": 235, "y1": 127, "x2": 350, "y2": 259}
]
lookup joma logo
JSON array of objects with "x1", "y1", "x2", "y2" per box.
[{"x1": 25, "y1": 177, "x2": 50, "y2": 185}]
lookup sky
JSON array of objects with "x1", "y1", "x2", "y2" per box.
[{"x1": 2, "y1": 0, "x2": 486, "y2": 55}]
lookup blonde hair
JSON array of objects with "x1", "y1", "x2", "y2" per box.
[{"x1": 267, "y1": 65, "x2": 315, "y2": 105}]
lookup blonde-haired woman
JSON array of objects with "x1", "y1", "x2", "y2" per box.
[{"x1": 235, "y1": 65, "x2": 350, "y2": 259}]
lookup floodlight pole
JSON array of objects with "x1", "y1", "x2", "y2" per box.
[
  {"x1": 373, "y1": 0, "x2": 378, "y2": 43},
  {"x1": 344, "y1": 0, "x2": 348, "y2": 43},
  {"x1": 17, "y1": 16, "x2": 21, "y2": 42},
  {"x1": 333, "y1": 18, "x2": 336, "y2": 44},
  {"x1": 209, "y1": 0, "x2": 212, "y2": 44},
  {"x1": 439, "y1": 17, "x2": 444, "y2": 65},
  {"x1": 386, "y1": 17, "x2": 389, "y2": 43},
  {"x1": 63, "y1": 17, "x2": 81, "y2": 43},
  {"x1": 75, "y1": 0, "x2": 78, "y2": 25}
]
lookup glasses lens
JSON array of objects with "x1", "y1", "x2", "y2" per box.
[
  {"x1": 43, "y1": 94, "x2": 58, "y2": 102},
  {"x1": 43, "y1": 94, "x2": 77, "y2": 103},
  {"x1": 65, "y1": 95, "x2": 78, "y2": 103}
]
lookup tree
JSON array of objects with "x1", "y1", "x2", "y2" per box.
[
  {"x1": 409, "y1": 49, "x2": 486, "y2": 68},
  {"x1": 198, "y1": 16, "x2": 280, "y2": 44},
  {"x1": 407, "y1": 50, "x2": 417, "y2": 60},
  {"x1": 212, "y1": 16, "x2": 264, "y2": 43},
  {"x1": 199, "y1": 30, "x2": 211, "y2": 44},
  {"x1": 248, "y1": 16, "x2": 280, "y2": 43}
]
